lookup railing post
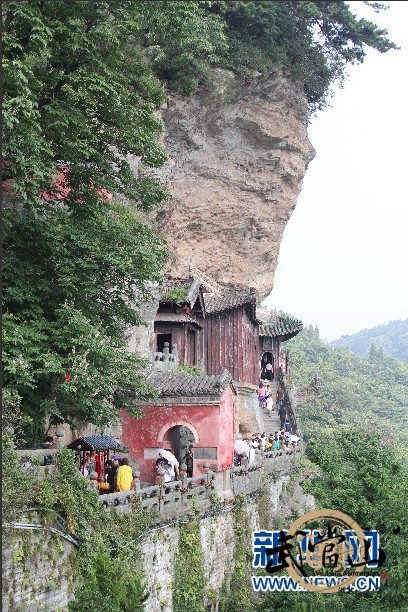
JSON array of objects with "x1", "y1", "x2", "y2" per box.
[
  {"x1": 163, "y1": 342, "x2": 170, "y2": 364},
  {"x1": 172, "y1": 345, "x2": 178, "y2": 368}
]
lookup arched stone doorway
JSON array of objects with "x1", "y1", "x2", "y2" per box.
[
  {"x1": 261, "y1": 351, "x2": 274, "y2": 381},
  {"x1": 159, "y1": 423, "x2": 198, "y2": 464}
]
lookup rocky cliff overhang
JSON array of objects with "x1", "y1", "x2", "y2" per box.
[{"x1": 151, "y1": 67, "x2": 315, "y2": 301}]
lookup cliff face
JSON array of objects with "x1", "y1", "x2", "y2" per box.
[{"x1": 152, "y1": 68, "x2": 315, "y2": 300}]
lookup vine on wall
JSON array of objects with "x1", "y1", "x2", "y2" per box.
[
  {"x1": 2, "y1": 443, "x2": 151, "y2": 611},
  {"x1": 257, "y1": 473, "x2": 275, "y2": 531},
  {"x1": 220, "y1": 497, "x2": 256, "y2": 611},
  {"x1": 173, "y1": 498, "x2": 206, "y2": 612}
]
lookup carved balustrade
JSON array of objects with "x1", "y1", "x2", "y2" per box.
[
  {"x1": 153, "y1": 342, "x2": 178, "y2": 371},
  {"x1": 100, "y1": 470, "x2": 215, "y2": 520}
]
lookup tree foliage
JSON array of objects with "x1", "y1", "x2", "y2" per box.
[
  {"x1": 203, "y1": 1, "x2": 398, "y2": 110},
  {"x1": 138, "y1": 0, "x2": 228, "y2": 93},
  {"x1": 3, "y1": 200, "x2": 168, "y2": 443},
  {"x1": 256, "y1": 326, "x2": 408, "y2": 611},
  {"x1": 286, "y1": 325, "x2": 408, "y2": 452},
  {"x1": 3, "y1": 0, "x2": 168, "y2": 209},
  {"x1": 2, "y1": 1, "x2": 173, "y2": 443},
  {"x1": 120, "y1": 1, "x2": 399, "y2": 110},
  {"x1": 300, "y1": 427, "x2": 408, "y2": 610}
]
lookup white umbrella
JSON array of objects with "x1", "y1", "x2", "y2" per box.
[
  {"x1": 234, "y1": 440, "x2": 249, "y2": 454},
  {"x1": 290, "y1": 434, "x2": 300, "y2": 443},
  {"x1": 158, "y1": 448, "x2": 178, "y2": 465}
]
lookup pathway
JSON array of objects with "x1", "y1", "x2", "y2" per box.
[{"x1": 260, "y1": 379, "x2": 281, "y2": 434}]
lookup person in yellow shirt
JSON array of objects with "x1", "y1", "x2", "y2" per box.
[{"x1": 116, "y1": 457, "x2": 133, "y2": 491}]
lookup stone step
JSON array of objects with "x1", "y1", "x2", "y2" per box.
[
  {"x1": 260, "y1": 408, "x2": 281, "y2": 435},
  {"x1": 258, "y1": 378, "x2": 283, "y2": 434}
]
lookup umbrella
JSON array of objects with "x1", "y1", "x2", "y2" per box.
[
  {"x1": 234, "y1": 440, "x2": 249, "y2": 454},
  {"x1": 158, "y1": 448, "x2": 178, "y2": 465},
  {"x1": 290, "y1": 434, "x2": 300, "y2": 443}
]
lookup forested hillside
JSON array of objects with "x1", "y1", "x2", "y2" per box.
[
  {"x1": 286, "y1": 325, "x2": 408, "y2": 454},
  {"x1": 256, "y1": 325, "x2": 408, "y2": 611},
  {"x1": 331, "y1": 319, "x2": 408, "y2": 364}
]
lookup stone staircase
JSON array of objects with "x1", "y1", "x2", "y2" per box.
[{"x1": 260, "y1": 379, "x2": 281, "y2": 435}]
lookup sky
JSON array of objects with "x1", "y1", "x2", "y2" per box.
[{"x1": 263, "y1": 1, "x2": 408, "y2": 343}]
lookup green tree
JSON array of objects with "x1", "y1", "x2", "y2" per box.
[
  {"x1": 3, "y1": 0, "x2": 168, "y2": 209},
  {"x1": 204, "y1": 1, "x2": 397, "y2": 110},
  {"x1": 137, "y1": 0, "x2": 228, "y2": 93},
  {"x1": 3, "y1": 201, "x2": 168, "y2": 444},
  {"x1": 369, "y1": 343, "x2": 379, "y2": 362},
  {"x1": 2, "y1": 1, "x2": 173, "y2": 443},
  {"x1": 285, "y1": 325, "x2": 408, "y2": 452}
]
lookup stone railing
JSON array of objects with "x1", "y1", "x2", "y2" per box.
[
  {"x1": 100, "y1": 469, "x2": 215, "y2": 521},
  {"x1": 13, "y1": 443, "x2": 302, "y2": 521},
  {"x1": 231, "y1": 447, "x2": 301, "y2": 497},
  {"x1": 98, "y1": 447, "x2": 302, "y2": 519},
  {"x1": 15, "y1": 448, "x2": 61, "y2": 478},
  {"x1": 153, "y1": 342, "x2": 178, "y2": 371}
]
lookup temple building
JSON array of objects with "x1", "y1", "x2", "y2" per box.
[{"x1": 121, "y1": 274, "x2": 303, "y2": 481}]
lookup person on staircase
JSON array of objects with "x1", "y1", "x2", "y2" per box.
[
  {"x1": 266, "y1": 384, "x2": 274, "y2": 416},
  {"x1": 258, "y1": 381, "x2": 267, "y2": 409},
  {"x1": 278, "y1": 402, "x2": 287, "y2": 429},
  {"x1": 265, "y1": 360, "x2": 274, "y2": 381}
]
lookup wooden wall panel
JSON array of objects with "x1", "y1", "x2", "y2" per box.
[{"x1": 204, "y1": 308, "x2": 260, "y2": 385}]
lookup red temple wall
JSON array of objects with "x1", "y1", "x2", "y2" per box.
[{"x1": 120, "y1": 386, "x2": 235, "y2": 483}]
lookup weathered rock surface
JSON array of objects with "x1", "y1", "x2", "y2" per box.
[{"x1": 152, "y1": 68, "x2": 315, "y2": 300}]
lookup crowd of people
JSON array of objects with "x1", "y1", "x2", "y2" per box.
[
  {"x1": 234, "y1": 425, "x2": 300, "y2": 467},
  {"x1": 232, "y1": 375, "x2": 300, "y2": 466},
  {"x1": 79, "y1": 455, "x2": 135, "y2": 493},
  {"x1": 75, "y1": 446, "x2": 187, "y2": 489}
]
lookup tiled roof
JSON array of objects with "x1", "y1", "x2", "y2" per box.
[
  {"x1": 260, "y1": 315, "x2": 303, "y2": 340},
  {"x1": 67, "y1": 435, "x2": 121, "y2": 452},
  {"x1": 145, "y1": 369, "x2": 237, "y2": 397},
  {"x1": 204, "y1": 287, "x2": 257, "y2": 315}
]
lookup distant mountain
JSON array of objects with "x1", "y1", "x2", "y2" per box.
[{"x1": 331, "y1": 319, "x2": 408, "y2": 363}]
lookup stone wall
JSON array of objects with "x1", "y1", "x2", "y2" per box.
[
  {"x1": 2, "y1": 519, "x2": 78, "y2": 611},
  {"x1": 4, "y1": 449, "x2": 311, "y2": 610},
  {"x1": 235, "y1": 382, "x2": 263, "y2": 435},
  {"x1": 139, "y1": 467, "x2": 314, "y2": 611},
  {"x1": 124, "y1": 285, "x2": 161, "y2": 361}
]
